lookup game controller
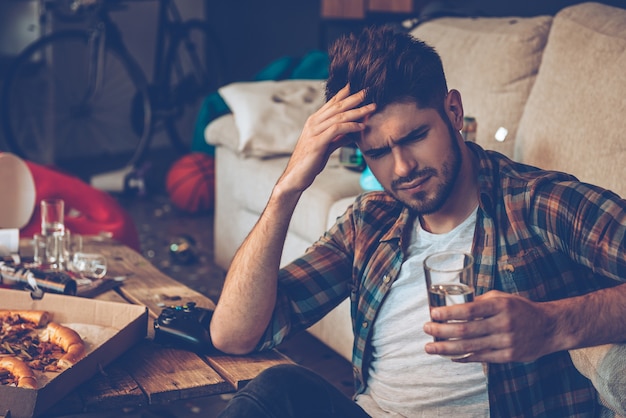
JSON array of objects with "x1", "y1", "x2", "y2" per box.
[{"x1": 153, "y1": 302, "x2": 215, "y2": 353}]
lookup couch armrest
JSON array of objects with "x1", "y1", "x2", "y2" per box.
[{"x1": 570, "y1": 344, "x2": 626, "y2": 416}]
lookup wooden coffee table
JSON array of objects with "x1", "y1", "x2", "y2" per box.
[{"x1": 12, "y1": 237, "x2": 292, "y2": 417}]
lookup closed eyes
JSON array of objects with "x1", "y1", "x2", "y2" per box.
[{"x1": 362, "y1": 127, "x2": 429, "y2": 160}]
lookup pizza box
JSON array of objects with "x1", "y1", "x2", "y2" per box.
[{"x1": 0, "y1": 288, "x2": 148, "y2": 418}]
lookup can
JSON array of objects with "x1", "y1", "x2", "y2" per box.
[
  {"x1": 0, "y1": 263, "x2": 77, "y2": 295},
  {"x1": 462, "y1": 116, "x2": 477, "y2": 142}
]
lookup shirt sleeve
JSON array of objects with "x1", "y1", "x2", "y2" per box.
[
  {"x1": 254, "y1": 203, "x2": 357, "y2": 351},
  {"x1": 529, "y1": 179, "x2": 626, "y2": 283}
]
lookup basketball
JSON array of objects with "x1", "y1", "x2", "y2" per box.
[{"x1": 166, "y1": 153, "x2": 215, "y2": 213}]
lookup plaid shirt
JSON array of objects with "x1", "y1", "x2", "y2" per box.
[{"x1": 256, "y1": 142, "x2": 626, "y2": 417}]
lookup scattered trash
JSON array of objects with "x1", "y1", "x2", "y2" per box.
[{"x1": 169, "y1": 235, "x2": 198, "y2": 265}]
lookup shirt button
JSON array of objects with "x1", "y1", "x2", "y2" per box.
[
  {"x1": 362, "y1": 321, "x2": 368, "y2": 328},
  {"x1": 383, "y1": 275, "x2": 391, "y2": 284}
]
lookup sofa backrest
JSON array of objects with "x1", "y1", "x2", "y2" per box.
[
  {"x1": 514, "y1": 2, "x2": 626, "y2": 198},
  {"x1": 410, "y1": 14, "x2": 553, "y2": 158}
]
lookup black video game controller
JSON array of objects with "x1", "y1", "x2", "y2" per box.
[{"x1": 153, "y1": 302, "x2": 215, "y2": 353}]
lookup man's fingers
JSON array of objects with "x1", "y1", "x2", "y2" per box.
[
  {"x1": 303, "y1": 85, "x2": 374, "y2": 146},
  {"x1": 458, "y1": 348, "x2": 515, "y2": 364},
  {"x1": 316, "y1": 87, "x2": 368, "y2": 121},
  {"x1": 430, "y1": 294, "x2": 502, "y2": 322},
  {"x1": 312, "y1": 104, "x2": 375, "y2": 137},
  {"x1": 424, "y1": 331, "x2": 515, "y2": 362}
]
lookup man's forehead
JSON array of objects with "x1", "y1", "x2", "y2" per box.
[{"x1": 357, "y1": 103, "x2": 437, "y2": 142}]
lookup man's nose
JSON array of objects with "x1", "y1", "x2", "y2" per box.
[{"x1": 392, "y1": 148, "x2": 416, "y2": 178}]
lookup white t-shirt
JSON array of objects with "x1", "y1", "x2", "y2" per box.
[{"x1": 355, "y1": 207, "x2": 489, "y2": 417}]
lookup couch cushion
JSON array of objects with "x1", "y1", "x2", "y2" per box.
[
  {"x1": 570, "y1": 344, "x2": 626, "y2": 416},
  {"x1": 514, "y1": 2, "x2": 626, "y2": 198},
  {"x1": 204, "y1": 113, "x2": 240, "y2": 152},
  {"x1": 411, "y1": 14, "x2": 552, "y2": 158}
]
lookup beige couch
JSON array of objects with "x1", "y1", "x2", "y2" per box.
[{"x1": 205, "y1": 2, "x2": 626, "y2": 414}]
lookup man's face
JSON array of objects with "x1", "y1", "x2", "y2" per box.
[{"x1": 358, "y1": 101, "x2": 462, "y2": 214}]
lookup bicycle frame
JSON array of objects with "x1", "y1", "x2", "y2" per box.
[
  {"x1": 151, "y1": 0, "x2": 208, "y2": 108},
  {"x1": 2, "y1": 0, "x2": 221, "y2": 177},
  {"x1": 45, "y1": 0, "x2": 209, "y2": 113},
  {"x1": 84, "y1": 21, "x2": 106, "y2": 102},
  {"x1": 38, "y1": 0, "x2": 136, "y2": 103}
]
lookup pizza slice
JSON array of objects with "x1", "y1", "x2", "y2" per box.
[
  {"x1": 0, "y1": 309, "x2": 87, "y2": 388},
  {"x1": 39, "y1": 321, "x2": 86, "y2": 369},
  {"x1": 0, "y1": 356, "x2": 37, "y2": 389},
  {"x1": 0, "y1": 309, "x2": 52, "y2": 327}
]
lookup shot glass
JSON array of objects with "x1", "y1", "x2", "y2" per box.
[
  {"x1": 70, "y1": 252, "x2": 107, "y2": 279},
  {"x1": 32, "y1": 233, "x2": 48, "y2": 266},
  {"x1": 33, "y1": 233, "x2": 65, "y2": 270},
  {"x1": 40, "y1": 198, "x2": 65, "y2": 236},
  {"x1": 63, "y1": 230, "x2": 83, "y2": 264},
  {"x1": 423, "y1": 250, "x2": 475, "y2": 359}
]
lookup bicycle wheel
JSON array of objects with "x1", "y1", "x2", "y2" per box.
[
  {"x1": 1, "y1": 30, "x2": 152, "y2": 172},
  {"x1": 161, "y1": 19, "x2": 225, "y2": 153}
]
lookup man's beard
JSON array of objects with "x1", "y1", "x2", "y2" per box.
[{"x1": 389, "y1": 122, "x2": 462, "y2": 214}]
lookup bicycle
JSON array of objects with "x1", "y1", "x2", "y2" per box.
[{"x1": 0, "y1": 0, "x2": 225, "y2": 186}]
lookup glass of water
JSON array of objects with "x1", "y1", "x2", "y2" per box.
[{"x1": 423, "y1": 250, "x2": 475, "y2": 359}]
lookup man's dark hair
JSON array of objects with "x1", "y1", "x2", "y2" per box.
[{"x1": 325, "y1": 26, "x2": 448, "y2": 111}]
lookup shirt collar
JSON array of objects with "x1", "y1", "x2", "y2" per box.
[{"x1": 467, "y1": 142, "x2": 497, "y2": 218}]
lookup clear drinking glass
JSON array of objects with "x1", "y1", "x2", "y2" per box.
[
  {"x1": 63, "y1": 230, "x2": 83, "y2": 263},
  {"x1": 70, "y1": 252, "x2": 107, "y2": 279},
  {"x1": 423, "y1": 250, "x2": 475, "y2": 359},
  {"x1": 40, "y1": 198, "x2": 65, "y2": 236},
  {"x1": 33, "y1": 233, "x2": 65, "y2": 270},
  {"x1": 32, "y1": 233, "x2": 49, "y2": 266}
]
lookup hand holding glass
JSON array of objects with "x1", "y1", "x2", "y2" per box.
[{"x1": 423, "y1": 250, "x2": 475, "y2": 360}]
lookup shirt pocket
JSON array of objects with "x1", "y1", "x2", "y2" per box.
[{"x1": 496, "y1": 247, "x2": 564, "y2": 301}]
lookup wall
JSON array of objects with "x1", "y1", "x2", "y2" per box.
[
  {"x1": 5, "y1": 0, "x2": 623, "y2": 91},
  {"x1": 1, "y1": 0, "x2": 623, "y2": 165},
  {"x1": 4, "y1": 0, "x2": 624, "y2": 88},
  {"x1": 202, "y1": 0, "x2": 624, "y2": 82},
  {"x1": 204, "y1": 1, "x2": 322, "y2": 83}
]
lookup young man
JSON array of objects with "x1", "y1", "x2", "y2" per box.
[{"x1": 211, "y1": 26, "x2": 626, "y2": 417}]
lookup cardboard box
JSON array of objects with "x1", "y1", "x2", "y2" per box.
[{"x1": 0, "y1": 289, "x2": 148, "y2": 418}]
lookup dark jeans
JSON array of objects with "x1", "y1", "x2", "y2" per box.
[{"x1": 218, "y1": 364, "x2": 371, "y2": 418}]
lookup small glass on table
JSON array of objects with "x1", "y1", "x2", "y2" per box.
[
  {"x1": 36, "y1": 198, "x2": 68, "y2": 269},
  {"x1": 423, "y1": 250, "x2": 475, "y2": 360},
  {"x1": 70, "y1": 252, "x2": 108, "y2": 280},
  {"x1": 40, "y1": 198, "x2": 65, "y2": 237}
]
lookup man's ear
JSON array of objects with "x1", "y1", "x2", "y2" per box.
[{"x1": 444, "y1": 89, "x2": 464, "y2": 131}]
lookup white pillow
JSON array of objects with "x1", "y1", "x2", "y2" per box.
[{"x1": 218, "y1": 80, "x2": 326, "y2": 158}]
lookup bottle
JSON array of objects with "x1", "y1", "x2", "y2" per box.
[{"x1": 339, "y1": 144, "x2": 366, "y2": 172}]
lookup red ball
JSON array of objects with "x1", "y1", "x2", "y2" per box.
[{"x1": 166, "y1": 153, "x2": 215, "y2": 213}]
